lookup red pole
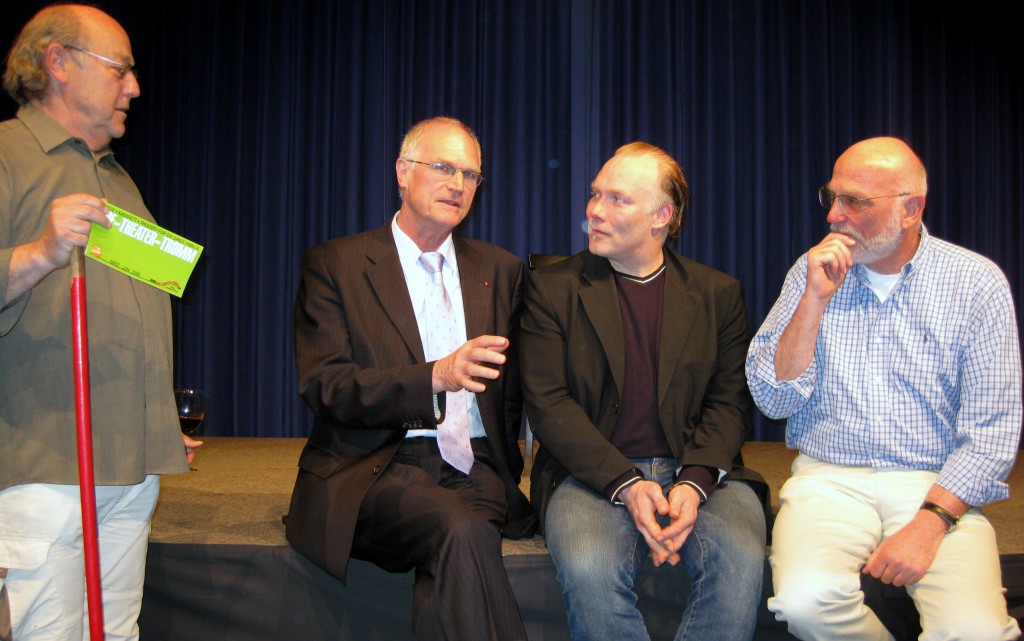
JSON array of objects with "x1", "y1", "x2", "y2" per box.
[{"x1": 71, "y1": 247, "x2": 105, "y2": 641}]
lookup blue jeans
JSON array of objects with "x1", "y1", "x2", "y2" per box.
[{"x1": 545, "y1": 459, "x2": 765, "y2": 641}]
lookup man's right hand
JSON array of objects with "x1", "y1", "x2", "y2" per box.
[
  {"x1": 805, "y1": 232, "x2": 857, "y2": 303},
  {"x1": 6, "y1": 194, "x2": 112, "y2": 304},
  {"x1": 38, "y1": 194, "x2": 112, "y2": 267},
  {"x1": 772, "y1": 232, "x2": 857, "y2": 381},
  {"x1": 432, "y1": 334, "x2": 509, "y2": 394}
]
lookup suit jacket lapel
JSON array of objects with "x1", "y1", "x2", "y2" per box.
[
  {"x1": 658, "y1": 256, "x2": 698, "y2": 405},
  {"x1": 364, "y1": 226, "x2": 425, "y2": 361},
  {"x1": 454, "y1": 237, "x2": 493, "y2": 338},
  {"x1": 579, "y1": 257, "x2": 626, "y2": 396}
]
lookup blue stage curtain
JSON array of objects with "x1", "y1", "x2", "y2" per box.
[{"x1": 2, "y1": 1, "x2": 1020, "y2": 441}]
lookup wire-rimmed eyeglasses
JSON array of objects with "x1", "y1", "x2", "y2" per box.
[
  {"x1": 405, "y1": 159, "x2": 484, "y2": 187},
  {"x1": 65, "y1": 45, "x2": 138, "y2": 80},
  {"x1": 818, "y1": 186, "x2": 908, "y2": 213}
]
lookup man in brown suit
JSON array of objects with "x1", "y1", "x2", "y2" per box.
[{"x1": 285, "y1": 117, "x2": 533, "y2": 641}]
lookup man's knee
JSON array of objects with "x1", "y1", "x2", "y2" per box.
[
  {"x1": 769, "y1": 571, "x2": 866, "y2": 634},
  {"x1": 547, "y1": 529, "x2": 631, "y2": 597},
  {"x1": 437, "y1": 510, "x2": 501, "y2": 554},
  {"x1": 921, "y1": 605, "x2": 1021, "y2": 641}
]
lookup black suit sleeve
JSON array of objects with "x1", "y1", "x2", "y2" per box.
[{"x1": 294, "y1": 244, "x2": 436, "y2": 428}]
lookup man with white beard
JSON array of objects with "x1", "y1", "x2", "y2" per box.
[{"x1": 746, "y1": 137, "x2": 1021, "y2": 641}]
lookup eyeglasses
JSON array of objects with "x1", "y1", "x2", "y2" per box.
[
  {"x1": 818, "y1": 186, "x2": 908, "y2": 213},
  {"x1": 65, "y1": 45, "x2": 138, "y2": 80},
  {"x1": 405, "y1": 159, "x2": 484, "y2": 187}
]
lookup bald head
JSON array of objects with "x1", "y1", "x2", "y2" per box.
[
  {"x1": 835, "y1": 137, "x2": 928, "y2": 197},
  {"x1": 826, "y1": 137, "x2": 929, "y2": 272}
]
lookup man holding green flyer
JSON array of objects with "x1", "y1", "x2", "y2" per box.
[{"x1": 0, "y1": 5, "x2": 199, "y2": 641}]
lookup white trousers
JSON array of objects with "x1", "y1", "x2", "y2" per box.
[
  {"x1": 0, "y1": 475, "x2": 160, "y2": 641},
  {"x1": 769, "y1": 455, "x2": 1020, "y2": 641}
]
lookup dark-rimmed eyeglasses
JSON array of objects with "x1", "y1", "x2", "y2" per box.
[
  {"x1": 66, "y1": 45, "x2": 138, "y2": 80},
  {"x1": 405, "y1": 159, "x2": 484, "y2": 187},
  {"x1": 818, "y1": 186, "x2": 908, "y2": 213}
]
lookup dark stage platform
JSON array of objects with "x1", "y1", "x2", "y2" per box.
[{"x1": 140, "y1": 438, "x2": 1023, "y2": 640}]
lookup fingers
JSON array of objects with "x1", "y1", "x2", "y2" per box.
[
  {"x1": 432, "y1": 335, "x2": 510, "y2": 393},
  {"x1": 620, "y1": 481, "x2": 681, "y2": 566},
  {"x1": 182, "y1": 434, "x2": 203, "y2": 465},
  {"x1": 53, "y1": 194, "x2": 112, "y2": 227},
  {"x1": 811, "y1": 237, "x2": 854, "y2": 274},
  {"x1": 862, "y1": 536, "x2": 930, "y2": 587},
  {"x1": 805, "y1": 233, "x2": 856, "y2": 299},
  {"x1": 863, "y1": 554, "x2": 917, "y2": 587},
  {"x1": 640, "y1": 524, "x2": 681, "y2": 567},
  {"x1": 36, "y1": 195, "x2": 113, "y2": 268}
]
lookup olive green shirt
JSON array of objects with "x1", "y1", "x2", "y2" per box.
[{"x1": 0, "y1": 105, "x2": 187, "y2": 491}]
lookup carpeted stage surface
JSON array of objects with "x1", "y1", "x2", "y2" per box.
[{"x1": 142, "y1": 438, "x2": 1023, "y2": 640}]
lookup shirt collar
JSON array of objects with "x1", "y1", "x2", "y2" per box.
[
  {"x1": 391, "y1": 213, "x2": 457, "y2": 274},
  {"x1": 18, "y1": 103, "x2": 113, "y2": 161},
  {"x1": 904, "y1": 224, "x2": 930, "y2": 275},
  {"x1": 851, "y1": 224, "x2": 930, "y2": 287}
]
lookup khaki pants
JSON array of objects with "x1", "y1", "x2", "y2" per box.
[{"x1": 769, "y1": 455, "x2": 1020, "y2": 641}]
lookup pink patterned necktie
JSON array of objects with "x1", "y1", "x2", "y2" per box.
[{"x1": 418, "y1": 252, "x2": 474, "y2": 474}]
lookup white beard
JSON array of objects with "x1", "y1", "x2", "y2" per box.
[{"x1": 831, "y1": 206, "x2": 903, "y2": 265}]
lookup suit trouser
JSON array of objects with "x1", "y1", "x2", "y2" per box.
[
  {"x1": 350, "y1": 437, "x2": 526, "y2": 641},
  {"x1": 0, "y1": 475, "x2": 159, "y2": 641},
  {"x1": 769, "y1": 455, "x2": 1020, "y2": 641}
]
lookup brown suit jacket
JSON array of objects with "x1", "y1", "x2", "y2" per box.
[
  {"x1": 520, "y1": 250, "x2": 767, "y2": 531},
  {"x1": 285, "y1": 224, "x2": 534, "y2": 582}
]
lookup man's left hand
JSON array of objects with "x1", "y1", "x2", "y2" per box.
[
  {"x1": 183, "y1": 434, "x2": 203, "y2": 465},
  {"x1": 656, "y1": 483, "x2": 701, "y2": 561},
  {"x1": 862, "y1": 513, "x2": 945, "y2": 586}
]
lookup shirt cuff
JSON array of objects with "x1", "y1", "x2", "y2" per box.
[
  {"x1": 605, "y1": 468, "x2": 645, "y2": 504},
  {"x1": 672, "y1": 465, "x2": 717, "y2": 505}
]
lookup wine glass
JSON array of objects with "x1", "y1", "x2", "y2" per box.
[{"x1": 175, "y1": 388, "x2": 206, "y2": 435}]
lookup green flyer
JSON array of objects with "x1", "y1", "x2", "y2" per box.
[{"x1": 86, "y1": 203, "x2": 203, "y2": 298}]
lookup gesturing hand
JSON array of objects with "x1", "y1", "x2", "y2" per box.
[{"x1": 432, "y1": 334, "x2": 509, "y2": 394}]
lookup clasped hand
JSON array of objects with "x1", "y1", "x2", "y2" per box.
[
  {"x1": 620, "y1": 480, "x2": 701, "y2": 567},
  {"x1": 432, "y1": 335, "x2": 508, "y2": 394}
]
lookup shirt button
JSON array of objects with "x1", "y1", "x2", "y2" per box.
[{"x1": 372, "y1": 465, "x2": 383, "y2": 475}]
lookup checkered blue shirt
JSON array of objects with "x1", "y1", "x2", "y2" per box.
[{"x1": 746, "y1": 227, "x2": 1022, "y2": 506}]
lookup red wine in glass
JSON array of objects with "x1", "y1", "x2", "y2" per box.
[{"x1": 175, "y1": 388, "x2": 206, "y2": 435}]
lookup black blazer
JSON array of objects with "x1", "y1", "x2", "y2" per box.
[
  {"x1": 285, "y1": 224, "x2": 534, "y2": 582},
  {"x1": 520, "y1": 249, "x2": 767, "y2": 530}
]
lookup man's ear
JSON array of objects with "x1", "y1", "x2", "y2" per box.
[
  {"x1": 44, "y1": 43, "x2": 72, "y2": 84},
  {"x1": 652, "y1": 202, "x2": 673, "y2": 232},
  {"x1": 395, "y1": 157, "x2": 409, "y2": 191},
  {"x1": 902, "y1": 193, "x2": 926, "y2": 229}
]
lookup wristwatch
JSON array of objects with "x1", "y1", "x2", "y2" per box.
[{"x1": 920, "y1": 501, "x2": 959, "y2": 533}]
